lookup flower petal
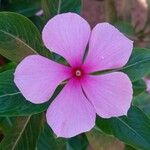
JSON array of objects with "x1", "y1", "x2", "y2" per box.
[
  {"x1": 46, "y1": 79, "x2": 96, "y2": 138},
  {"x1": 14, "y1": 55, "x2": 70, "y2": 104},
  {"x1": 82, "y1": 72, "x2": 133, "y2": 118},
  {"x1": 42, "y1": 13, "x2": 91, "y2": 66},
  {"x1": 84, "y1": 23, "x2": 133, "y2": 73},
  {"x1": 144, "y1": 78, "x2": 150, "y2": 93}
]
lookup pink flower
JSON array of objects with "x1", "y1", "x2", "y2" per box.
[
  {"x1": 144, "y1": 77, "x2": 150, "y2": 93},
  {"x1": 14, "y1": 13, "x2": 133, "y2": 138},
  {"x1": 35, "y1": 9, "x2": 43, "y2": 16}
]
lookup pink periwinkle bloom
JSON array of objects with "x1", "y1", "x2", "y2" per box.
[
  {"x1": 14, "y1": 13, "x2": 133, "y2": 138},
  {"x1": 35, "y1": 9, "x2": 43, "y2": 16},
  {"x1": 144, "y1": 78, "x2": 150, "y2": 93}
]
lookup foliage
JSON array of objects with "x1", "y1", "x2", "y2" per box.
[{"x1": 0, "y1": 0, "x2": 150, "y2": 150}]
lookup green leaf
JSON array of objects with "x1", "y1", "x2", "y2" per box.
[
  {"x1": 37, "y1": 123, "x2": 66, "y2": 150},
  {"x1": 67, "y1": 134, "x2": 89, "y2": 150},
  {"x1": 38, "y1": 124, "x2": 89, "y2": 150},
  {"x1": 0, "y1": 117, "x2": 16, "y2": 134},
  {"x1": 132, "y1": 79, "x2": 146, "y2": 96},
  {"x1": 41, "y1": 0, "x2": 52, "y2": 22},
  {"x1": 0, "y1": 12, "x2": 51, "y2": 63},
  {"x1": 125, "y1": 144, "x2": 138, "y2": 150},
  {"x1": 86, "y1": 129, "x2": 123, "y2": 150},
  {"x1": 0, "y1": 70, "x2": 63, "y2": 116},
  {"x1": 59, "y1": 0, "x2": 81, "y2": 14},
  {"x1": 0, "y1": 113, "x2": 43, "y2": 150},
  {"x1": 114, "y1": 21, "x2": 135, "y2": 36},
  {"x1": 41, "y1": 0, "x2": 81, "y2": 22},
  {"x1": 0, "y1": 62, "x2": 16, "y2": 73},
  {"x1": 96, "y1": 106, "x2": 150, "y2": 150},
  {"x1": 1, "y1": 0, "x2": 41, "y2": 17},
  {"x1": 30, "y1": 16, "x2": 44, "y2": 31},
  {"x1": 133, "y1": 92, "x2": 150, "y2": 116},
  {"x1": 121, "y1": 48, "x2": 150, "y2": 81}
]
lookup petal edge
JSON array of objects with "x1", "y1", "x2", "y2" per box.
[
  {"x1": 46, "y1": 79, "x2": 96, "y2": 138},
  {"x1": 14, "y1": 55, "x2": 71, "y2": 104},
  {"x1": 84, "y1": 23, "x2": 133, "y2": 73},
  {"x1": 82, "y1": 72, "x2": 133, "y2": 118},
  {"x1": 42, "y1": 13, "x2": 91, "y2": 66}
]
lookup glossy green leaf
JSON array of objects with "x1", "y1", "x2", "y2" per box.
[
  {"x1": 41, "y1": 0, "x2": 81, "y2": 22},
  {"x1": 0, "y1": 70, "x2": 63, "y2": 116},
  {"x1": 59, "y1": 0, "x2": 81, "y2": 14},
  {"x1": 0, "y1": 117, "x2": 16, "y2": 134},
  {"x1": 38, "y1": 123, "x2": 88, "y2": 150},
  {"x1": 37, "y1": 123, "x2": 66, "y2": 150},
  {"x1": 121, "y1": 48, "x2": 150, "y2": 81},
  {"x1": 0, "y1": 113, "x2": 43, "y2": 150},
  {"x1": 125, "y1": 144, "x2": 138, "y2": 150},
  {"x1": 114, "y1": 21, "x2": 135, "y2": 36},
  {"x1": 67, "y1": 134, "x2": 89, "y2": 150},
  {"x1": 0, "y1": 62, "x2": 16, "y2": 73},
  {"x1": 133, "y1": 92, "x2": 150, "y2": 116},
  {"x1": 30, "y1": 16, "x2": 44, "y2": 31},
  {"x1": 1, "y1": 0, "x2": 41, "y2": 17},
  {"x1": 96, "y1": 106, "x2": 150, "y2": 150},
  {"x1": 0, "y1": 12, "x2": 51, "y2": 63},
  {"x1": 41, "y1": 0, "x2": 52, "y2": 22},
  {"x1": 132, "y1": 79, "x2": 146, "y2": 96}
]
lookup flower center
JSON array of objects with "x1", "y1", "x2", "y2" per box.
[
  {"x1": 72, "y1": 67, "x2": 84, "y2": 79},
  {"x1": 75, "y1": 70, "x2": 82, "y2": 77}
]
